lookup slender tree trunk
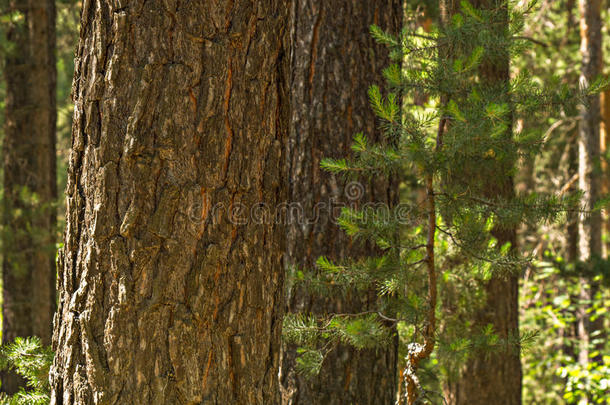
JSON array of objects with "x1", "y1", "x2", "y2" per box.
[
  {"x1": 444, "y1": 1, "x2": 522, "y2": 404},
  {"x1": 600, "y1": 90, "x2": 610, "y2": 256},
  {"x1": 1, "y1": 0, "x2": 56, "y2": 394},
  {"x1": 279, "y1": 2, "x2": 401, "y2": 404},
  {"x1": 576, "y1": 2, "x2": 602, "y2": 401},
  {"x1": 49, "y1": 2, "x2": 289, "y2": 404},
  {"x1": 564, "y1": 128, "x2": 580, "y2": 366},
  {"x1": 568, "y1": 132, "x2": 580, "y2": 265}
]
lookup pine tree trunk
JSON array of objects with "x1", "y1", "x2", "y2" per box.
[
  {"x1": 600, "y1": 90, "x2": 610, "y2": 256},
  {"x1": 444, "y1": 1, "x2": 522, "y2": 404},
  {"x1": 279, "y1": 1, "x2": 401, "y2": 404},
  {"x1": 49, "y1": 2, "x2": 289, "y2": 404},
  {"x1": 1, "y1": 0, "x2": 56, "y2": 394},
  {"x1": 576, "y1": 0, "x2": 602, "y2": 395},
  {"x1": 568, "y1": 130, "x2": 580, "y2": 265}
]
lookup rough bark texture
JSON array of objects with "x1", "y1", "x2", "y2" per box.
[
  {"x1": 444, "y1": 1, "x2": 522, "y2": 404},
  {"x1": 576, "y1": 0, "x2": 602, "y2": 378},
  {"x1": 279, "y1": 1, "x2": 401, "y2": 404},
  {"x1": 49, "y1": 1, "x2": 289, "y2": 404},
  {"x1": 1, "y1": 0, "x2": 56, "y2": 394}
]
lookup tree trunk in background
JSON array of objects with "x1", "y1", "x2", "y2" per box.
[
  {"x1": 444, "y1": 1, "x2": 522, "y2": 404},
  {"x1": 568, "y1": 132, "x2": 580, "y2": 265},
  {"x1": 1, "y1": 0, "x2": 56, "y2": 394},
  {"x1": 576, "y1": 0, "x2": 602, "y2": 397},
  {"x1": 600, "y1": 90, "x2": 610, "y2": 256},
  {"x1": 49, "y1": 1, "x2": 289, "y2": 404},
  {"x1": 566, "y1": 128, "x2": 580, "y2": 365},
  {"x1": 279, "y1": 1, "x2": 401, "y2": 404}
]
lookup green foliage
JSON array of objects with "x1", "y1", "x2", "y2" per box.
[
  {"x1": 512, "y1": 3, "x2": 610, "y2": 403},
  {"x1": 521, "y1": 257, "x2": 610, "y2": 404},
  {"x1": 283, "y1": 313, "x2": 392, "y2": 377},
  {"x1": 0, "y1": 337, "x2": 52, "y2": 405},
  {"x1": 559, "y1": 357, "x2": 610, "y2": 404}
]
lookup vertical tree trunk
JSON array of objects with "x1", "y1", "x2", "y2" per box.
[
  {"x1": 49, "y1": 1, "x2": 289, "y2": 404},
  {"x1": 600, "y1": 90, "x2": 610, "y2": 256},
  {"x1": 444, "y1": 1, "x2": 522, "y2": 404},
  {"x1": 568, "y1": 133, "x2": 580, "y2": 265},
  {"x1": 566, "y1": 127, "x2": 580, "y2": 365},
  {"x1": 576, "y1": 0, "x2": 602, "y2": 395},
  {"x1": 1, "y1": 0, "x2": 56, "y2": 394},
  {"x1": 279, "y1": 1, "x2": 401, "y2": 404}
]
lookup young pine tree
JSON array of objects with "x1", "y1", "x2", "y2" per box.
[{"x1": 283, "y1": 1, "x2": 604, "y2": 404}]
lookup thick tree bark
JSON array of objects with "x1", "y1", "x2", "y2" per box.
[
  {"x1": 444, "y1": 1, "x2": 522, "y2": 404},
  {"x1": 576, "y1": 0, "x2": 603, "y2": 389},
  {"x1": 49, "y1": 1, "x2": 289, "y2": 404},
  {"x1": 279, "y1": 1, "x2": 401, "y2": 404},
  {"x1": 1, "y1": 0, "x2": 56, "y2": 394}
]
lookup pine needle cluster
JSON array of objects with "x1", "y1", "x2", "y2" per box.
[{"x1": 0, "y1": 337, "x2": 52, "y2": 405}]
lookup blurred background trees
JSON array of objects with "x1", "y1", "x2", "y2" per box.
[
  {"x1": 0, "y1": 0, "x2": 76, "y2": 398},
  {"x1": 0, "y1": 0, "x2": 56, "y2": 394}
]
